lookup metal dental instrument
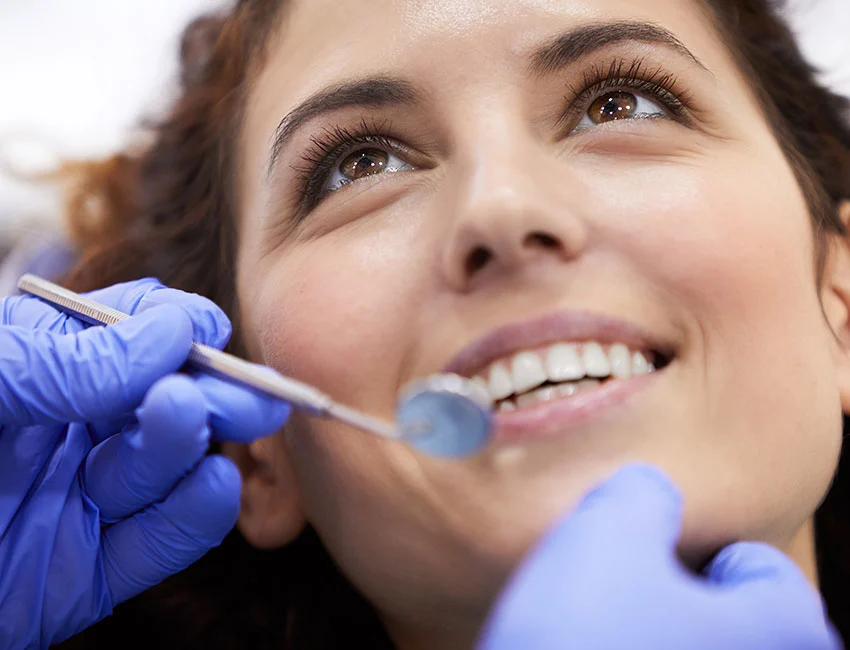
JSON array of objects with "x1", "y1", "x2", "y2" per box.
[{"x1": 16, "y1": 274, "x2": 494, "y2": 457}]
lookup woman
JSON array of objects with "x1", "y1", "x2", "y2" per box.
[{"x1": 58, "y1": 0, "x2": 850, "y2": 647}]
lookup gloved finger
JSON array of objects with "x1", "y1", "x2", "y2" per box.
[
  {"x1": 87, "y1": 413, "x2": 138, "y2": 447},
  {"x1": 0, "y1": 304, "x2": 193, "y2": 426},
  {"x1": 477, "y1": 465, "x2": 684, "y2": 650},
  {"x1": 705, "y1": 542, "x2": 837, "y2": 645},
  {"x1": 705, "y1": 541, "x2": 810, "y2": 588},
  {"x1": 537, "y1": 464, "x2": 684, "y2": 569},
  {"x1": 101, "y1": 455, "x2": 240, "y2": 604},
  {"x1": 84, "y1": 375, "x2": 210, "y2": 523},
  {"x1": 82, "y1": 284, "x2": 230, "y2": 444},
  {"x1": 3, "y1": 277, "x2": 231, "y2": 349},
  {"x1": 1, "y1": 293, "x2": 76, "y2": 332},
  {"x1": 194, "y1": 372, "x2": 291, "y2": 442},
  {"x1": 106, "y1": 281, "x2": 232, "y2": 350}
]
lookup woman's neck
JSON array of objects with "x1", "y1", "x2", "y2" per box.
[
  {"x1": 786, "y1": 517, "x2": 819, "y2": 588},
  {"x1": 383, "y1": 519, "x2": 822, "y2": 650}
]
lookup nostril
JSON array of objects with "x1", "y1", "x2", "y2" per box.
[
  {"x1": 525, "y1": 231, "x2": 561, "y2": 250},
  {"x1": 465, "y1": 246, "x2": 493, "y2": 275}
]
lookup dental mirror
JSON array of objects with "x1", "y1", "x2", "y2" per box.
[{"x1": 396, "y1": 373, "x2": 494, "y2": 457}]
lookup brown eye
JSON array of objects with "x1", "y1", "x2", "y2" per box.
[
  {"x1": 339, "y1": 148, "x2": 390, "y2": 181},
  {"x1": 588, "y1": 91, "x2": 638, "y2": 124},
  {"x1": 321, "y1": 143, "x2": 415, "y2": 197}
]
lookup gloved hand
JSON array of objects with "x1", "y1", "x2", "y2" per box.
[
  {"x1": 478, "y1": 465, "x2": 842, "y2": 650},
  {"x1": 0, "y1": 279, "x2": 290, "y2": 650}
]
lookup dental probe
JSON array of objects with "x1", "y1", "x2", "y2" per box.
[{"x1": 16, "y1": 274, "x2": 494, "y2": 457}]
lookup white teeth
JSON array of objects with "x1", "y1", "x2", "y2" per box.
[
  {"x1": 511, "y1": 351, "x2": 547, "y2": 394},
  {"x1": 516, "y1": 384, "x2": 557, "y2": 409},
  {"x1": 577, "y1": 378, "x2": 601, "y2": 390},
  {"x1": 545, "y1": 343, "x2": 584, "y2": 382},
  {"x1": 471, "y1": 341, "x2": 662, "y2": 404},
  {"x1": 498, "y1": 399, "x2": 516, "y2": 412},
  {"x1": 488, "y1": 362, "x2": 514, "y2": 400},
  {"x1": 631, "y1": 351, "x2": 650, "y2": 376},
  {"x1": 608, "y1": 343, "x2": 632, "y2": 379},
  {"x1": 470, "y1": 376, "x2": 490, "y2": 401},
  {"x1": 557, "y1": 381, "x2": 579, "y2": 397},
  {"x1": 581, "y1": 342, "x2": 611, "y2": 378},
  {"x1": 508, "y1": 379, "x2": 601, "y2": 411}
]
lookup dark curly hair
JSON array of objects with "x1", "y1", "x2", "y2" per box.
[{"x1": 55, "y1": 1, "x2": 850, "y2": 647}]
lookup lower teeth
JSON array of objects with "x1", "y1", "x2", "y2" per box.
[{"x1": 500, "y1": 379, "x2": 603, "y2": 412}]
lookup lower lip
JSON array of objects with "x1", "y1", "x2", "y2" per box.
[{"x1": 491, "y1": 368, "x2": 664, "y2": 443}]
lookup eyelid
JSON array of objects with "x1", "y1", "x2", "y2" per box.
[
  {"x1": 290, "y1": 119, "x2": 425, "y2": 215},
  {"x1": 557, "y1": 57, "x2": 694, "y2": 134}
]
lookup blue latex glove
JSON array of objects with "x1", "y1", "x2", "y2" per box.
[
  {"x1": 478, "y1": 465, "x2": 842, "y2": 650},
  {"x1": 0, "y1": 279, "x2": 290, "y2": 650}
]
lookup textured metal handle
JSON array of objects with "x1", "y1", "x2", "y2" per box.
[
  {"x1": 17, "y1": 274, "x2": 129, "y2": 326},
  {"x1": 16, "y1": 274, "x2": 405, "y2": 440},
  {"x1": 16, "y1": 274, "x2": 333, "y2": 415},
  {"x1": 187, "y1": 343, "x2": 333, "y2": 415}
]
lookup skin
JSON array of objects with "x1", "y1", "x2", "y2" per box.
[{"x1": 224, "y1": 0, "x2": 850, "y2": 648}]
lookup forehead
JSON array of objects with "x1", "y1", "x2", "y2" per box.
[
  {"x1": 247, "y1": 0, "x2": 720, "y2": 132},
  {"x1": 264, "y1": 0, "x2": 712, "y2": 80},
  {"x1": 239, "y1": 0, "x2": 729, "y2": 200}
]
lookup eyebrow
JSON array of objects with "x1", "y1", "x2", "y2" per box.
[
  {"x1": 266, "y1": 77, "x2": 420, "y2": 179},
  {"x1": 529, "y1": 21, "x2": 709, "y2": 78},
  {"x1": 266, "y1": 21, "x2": 708, "y2": 178}
]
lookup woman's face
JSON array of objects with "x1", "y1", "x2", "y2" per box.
[{"x1": 233, "y1": 0, "x2": 849, "y2": 645}]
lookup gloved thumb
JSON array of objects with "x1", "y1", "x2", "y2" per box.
[
  {"x1": 703, "y1": 542, "x2": 841, "y2": 648},
  {"x1": 0, "y1": 304, "x2": 194, "y2": 426},
  {"x1": 476, "y1": 465, "x2": 683, "y2": 650},
  {"x1": 704, "y1": 541, "x2": 810, "y2": 589}
]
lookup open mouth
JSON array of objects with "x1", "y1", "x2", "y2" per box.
[{"x1": 467, "y1": 341, "x2": 672, "y2": 413}]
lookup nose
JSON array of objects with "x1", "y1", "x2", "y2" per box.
[{"x1": 440, "y1": 136, "x2": 588, "y2": 291}]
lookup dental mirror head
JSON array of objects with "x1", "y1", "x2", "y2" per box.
[{"x1": 396, "y1": 373, "x2": 494, "y2": 457}]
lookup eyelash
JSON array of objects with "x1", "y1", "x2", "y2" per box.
[
  {"x1": 293, "y1": 57, "x2": 693, "y2": 212},
  {"x1": 291, "y1": 118, "x2": 402, "y2": 214},
  {"x1": 564, "y1": 57, "x2": 692, "y2": 129}
]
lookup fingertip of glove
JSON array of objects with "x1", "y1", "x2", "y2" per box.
[
  {"x1": 205, "y1": 455, "x2": 242, "y2": 492},
  {"x1": 599, "y1": 463, "x2": 683, "y2": 510},
  {"x1": 193, "y1": 455, "x2": 242, "y2": 529},
  {"x1": 239, "y1": 393, "x2": 291, "y2": 439},
  {"x1": 561, "y1": 464, "x2": 684, "y2": 551},
  {"x1": 195, "y1": 373, "x2": 291, "y2": 442},
  {"x1": 138, "y1": 288, "x2": 232, "y2": 349},
  {"x1": 84, "y1": 277, "x2": 165, "y2": 314},
  {"x1": 120, "y1": 303, "x2": 193, "y2": 337},
  {"x1": 152, "y1": 455, "x2": 242, "y2": 546},
  {"x1": 122, "y1": 304, "x2": 195, "y2": 355},
  {"x1": 137, "y1": 375, "x2": 207, "y2": 435},
  {"x1": 705, "y1": 541, "x2": 796, "y2": 585}
]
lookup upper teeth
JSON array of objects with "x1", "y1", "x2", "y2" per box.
[{"x1": 471, "y1": 341, "x2": 654, "y2": 402}]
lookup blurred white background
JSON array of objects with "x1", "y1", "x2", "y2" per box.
[
  {"x1": 0, "y1": 0, "x2": 226, "y2": 241},
  {"x1": 0, "y1": 0, "x2": 848, "y2": 243}
]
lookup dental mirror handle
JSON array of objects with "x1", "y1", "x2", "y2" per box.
[{"x1": 16, "y1": 274, "x2": 400, "y2": 441}]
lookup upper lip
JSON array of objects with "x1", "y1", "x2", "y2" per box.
[{"x1": 441, "y1": 310, "x2": 675, "y2": 379}]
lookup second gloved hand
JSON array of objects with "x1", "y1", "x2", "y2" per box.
[
  {"x1": 0, "y1": 279, "x2": 290, "y2": 649},
  {"x1": 477, "y1": 465, "x2": 841, "y2": 650}
]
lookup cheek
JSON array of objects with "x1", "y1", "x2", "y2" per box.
[
  {"x1": 241, "y1": 214, "x2": 428, "y2": 417},
  {"x1": 588, "y1": 147, "x2": 824, "y2": 375},
  {"x1": 586, "y1": 150, "x2": 841, "y2": 541}
]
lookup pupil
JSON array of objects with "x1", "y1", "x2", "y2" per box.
[
  {"x1": 590, "y1": 91, "x2": 637, "y2": 124},
  {"x1": 602, "y1": 100, "x2": 620, "y2": 115},
  {"x1": 342, "y1": 149, "x2": 389, "y2": 180}
]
